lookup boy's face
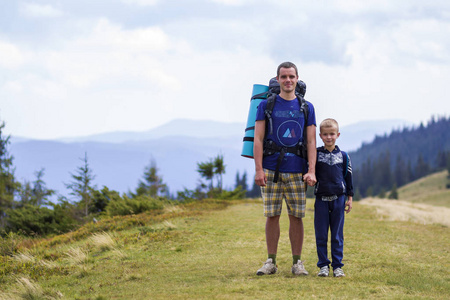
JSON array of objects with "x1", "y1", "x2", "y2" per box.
[{"x1": 319, "y1": 126, "x2": 340, "y2": 149}]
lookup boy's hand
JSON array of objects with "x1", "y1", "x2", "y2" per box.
[{"x1": 345, "y1": 197, "x2": 353, "y2": 213}]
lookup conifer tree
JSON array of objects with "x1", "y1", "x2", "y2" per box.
[
  {"x1": 136, "y1": 159, "x2": 166, "y2": 197},
  {"x1": 18, "y1": 168, "x2": 54, "y2": 206},
  {"x1": 394, "y1": 155, "x2": 408, "y2": 187},
  {"x1": 414, "y1": 153, "x2": 430, "y2": 180},
  {"x1": 406, "y1": 160, "x2": 413, "y2": 183},
  {"x1": 0, "y1": 121, "x2": 20, "y2": 226},
  {"x1": 235, "y1": 171, "x2": 240, "y2": 189},
  {"x1": 18, "y1": 181, "x2": 33, "y2": 206},
  {"x1": 436, "y1": 150, "x2": 449, "y2": 170},
  {"x1": 65, "y1": 152, "x2": 96, "y2": 217},
  {"x1": 376, "y1": 152, "x2": 392, "y2": 194},
  {"x1": 247, "y1": 179, "x2": 261, "y2": 198},
  {"x1": 388, "y1": 183, "x2": 398, "y2": 199},
  {"x1": 241, "y1": 171, "x2": 248, "y2": 192},
  {"x1": 32, "y1": 169, "x2": 54, "y2": 206},
  {"x1": 234, "y1": 170, "x2": 248, "y2": 192},
  {"x1": 446, "y1": 153, "x2": 450, "y2": 189}
]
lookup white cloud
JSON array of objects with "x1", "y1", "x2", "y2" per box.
[
  {"x1": 343, "y1": 17, "x2": 450, "y2": 68},
  {"x1": 1, "y1": 1, "x2": 450, "y2": 139},
  {"x1": 20, "y1": 3, "x2": 63, "y2": 18},
  {"x1": 0, "y1": 41, "x2": 27, "y2": 68},
  {"x1": 120, "y1": 0, "x2": 159, "y2": 6},
  {"x1": 393, "y1": 19, "x2": 450, "y2": 63},
  {"x1": 2, "y1": 81, "x2": 23, "y2": 93},
  {"x1": 73, "y1": 19, "x2": 170, "y2": 52},
  {"x1": 209, "y1": 0, "x2": 253, "y2": 5},
  {"x1": 1, "y1": 18, "x2": 190, "y2": 138},
  {"x1": 42, "y1": 18, "x2": 175, "y2": 89}
]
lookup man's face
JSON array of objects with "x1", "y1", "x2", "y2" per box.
[{"x1": 277, "y1": 67, "x2": 298, "y2": 94}]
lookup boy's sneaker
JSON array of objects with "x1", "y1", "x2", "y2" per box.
[
  {"x1": 291, "y1": 260, "x2": 309, "y2": 276},
  {"x1": 333, "y1": 267, "x2": 345, "y2": 277},
  {"x1": 256, "y1": 258, "x2": 277, "y2": 275},
  {"x1": 317, "y1": 266, "x2": 329, "y2": 277}
]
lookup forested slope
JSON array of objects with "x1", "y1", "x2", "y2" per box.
[{"x1": 349, "y1": 116, "x2": 450, "y2": 198}]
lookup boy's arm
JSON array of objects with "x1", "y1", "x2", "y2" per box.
[
  {"x1": 303, "y1": 124, "x2": 317, "y2": 186},
  {"x1": 344, "y1": 154, "x2": 354, "y2": 197},
  {"x1": 344, "y1": 154, "x2": 354, "y2": 213},
  {"x1": 254, "y1": 120, "x2": 267, "y2": 187},
  {"x1": 345, "y1": 196, "x2": 353, "y2": 213}
]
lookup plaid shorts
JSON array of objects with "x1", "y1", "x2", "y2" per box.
[{"x1": 261, "y1": 169, "x2": 307, "y2": 218}]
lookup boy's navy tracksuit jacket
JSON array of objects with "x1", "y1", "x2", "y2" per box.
[{"x1": 314, "y1": 145, "x2": 354, "y2": 199}]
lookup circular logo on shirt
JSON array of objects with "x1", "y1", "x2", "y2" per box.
[{"x1": 277, "y1": 120, "x2": 303, "y2": 147}]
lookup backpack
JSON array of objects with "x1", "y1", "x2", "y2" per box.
[{"x1": 256, "y1": 77, "x2": 309, "y2": 183}]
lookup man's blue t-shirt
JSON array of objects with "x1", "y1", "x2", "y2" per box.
[{"x1": 256, "y1": 95, "x2": 316, "y2": 173}]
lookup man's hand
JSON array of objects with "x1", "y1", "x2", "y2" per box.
[
  {"x1": 303, "y1": 171, "x2": 316, "y2": 186},
  {"x1": 255, "y1": 170, "x2": 267, "y2": 187}
]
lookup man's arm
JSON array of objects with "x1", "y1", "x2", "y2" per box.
[
  {"x1": 254, "y1": 120, "x2": 267, "y2": 187},
  {"x1": 303, "y1": 124, "x2": 317, "y2": 186}
]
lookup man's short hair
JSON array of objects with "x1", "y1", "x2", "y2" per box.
[
  {"x1": 320, "y1": 118, "x2": 339, "y2": 132},
  {"x1": 277, "y1": 62, "x2": 298, "y2": 77}
]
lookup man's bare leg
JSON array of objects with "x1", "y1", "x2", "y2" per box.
[
  {"x1": 289, "y1": 214, "x2": 304, "y2": 257},
  {"x1": 266, "y1": 215, "x2": 281, "y2": 255}
]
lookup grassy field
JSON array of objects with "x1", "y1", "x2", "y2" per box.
[
  {"x1": 1, "y1": 195, "x2": 449, "y2": 299},
  {"x1": 359, "y1": 170, "x2": 450, "y2": 227},
  {"x1": 398, "y1": 170, "x2": 450, "y2": 208}
]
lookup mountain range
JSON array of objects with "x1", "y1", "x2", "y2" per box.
[{"x1": 9, "y1": 118, "x2": 412, "y2": 198}]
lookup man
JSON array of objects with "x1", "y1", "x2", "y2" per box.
[{"x1": 254, "y1": 61, "x2": 317, "y2": 276}]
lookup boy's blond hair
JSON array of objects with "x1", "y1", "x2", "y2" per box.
[{"x1": 320, "y1": 118, "x2": 339, "y2": 133}]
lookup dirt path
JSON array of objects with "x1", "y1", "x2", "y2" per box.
[{"x1": 359, "y1": 198, "x2": 450, "y2": 227}]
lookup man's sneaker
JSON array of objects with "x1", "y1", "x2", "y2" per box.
[
  {"x1": 318, "y1": 266, "x2": 329, "y2": 277},
  {"x1": 333, "y1": 267, "x2": 345, "y2": 277},
  {"x1": 256, "y1": 258, "x2": 277, "y2": 275},
  {"x1": 291, "y1": 260, "x2": 309, "y2": 276}
]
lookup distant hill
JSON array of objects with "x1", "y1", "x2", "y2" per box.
[
  {"x1": 45, "y1": 118, "x2": 411, "y2": 151},
  {"x1": 10, "y1": 118, "x2": 414, "y2": 198},
  {"x1": 338, "y1": 119, "x2": 411, "y2": 152},
  {"x1": 398, "y1": 170, "x2": 450, "y2": 208},
  {"x1": 57, "y1": 119, "x2": 245, "y2": 143}
]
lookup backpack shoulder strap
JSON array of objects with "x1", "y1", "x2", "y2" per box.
[
  {"x1": 264, "y1": 94, "x2": 277, "y2": 135},
  {"x1": 297, "y1": 95, "x2": 309, "y2": 142},
  {"x1": 299, "y1": 96, "x2": 309, "y2": 124}
]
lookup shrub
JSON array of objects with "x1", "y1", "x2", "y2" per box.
[
  {"x1": 4, "y1": 202, "x2": 78, "y2": 236},
  {"x1": 215, "y1": 186, "x2": 246, "y2": 200},
  {"x1": 90, "y1": 187, "x2": 122, "y2": 214},
  {"x1": 106, "y1": 195, "x2": 164, "y2": 216},
  {"x1": 176, "y1": 188, "x2": 207, "y2": 201}
]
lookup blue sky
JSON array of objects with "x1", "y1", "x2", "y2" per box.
[{"x1": 1, "y1": 0, "x2": 449, "y2": 139}]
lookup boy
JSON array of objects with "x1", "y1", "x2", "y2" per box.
[{"x1": 314, "y1": 118, "x2": 353, "y2": 277}]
